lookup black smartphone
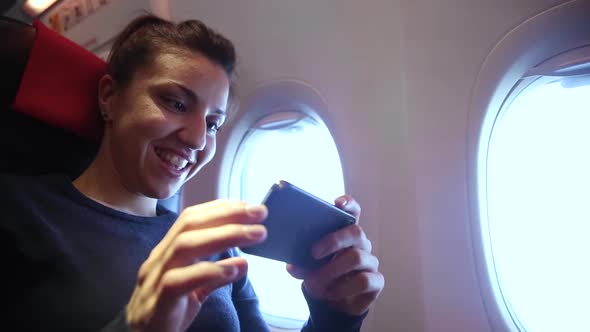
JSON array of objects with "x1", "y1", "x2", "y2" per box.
[{"x1": 240, "y1": 180, "x2": 356, "y2": 268}]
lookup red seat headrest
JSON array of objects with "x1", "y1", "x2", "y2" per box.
[{"x1": 11, "y1": 19, "x2": 106, "y2": 142}]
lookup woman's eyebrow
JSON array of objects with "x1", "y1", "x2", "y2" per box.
[
  {"x1": 170, "y1": 82, "x2": 226, "y2": 115},
  {"x1": 171, "y1": 82, "x2": 198, "y2": 104}
]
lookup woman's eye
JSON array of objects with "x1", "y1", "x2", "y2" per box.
[{"x1": 163, "y1": 97, "x2": 187, "y2": 113}]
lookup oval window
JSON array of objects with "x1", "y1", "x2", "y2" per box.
[
  {"x1": 228, "y1": 110, "x2": 345, "y2": 329},
  {"x1": 483, "y1": 46, "x2": 590, "y2": 331}
]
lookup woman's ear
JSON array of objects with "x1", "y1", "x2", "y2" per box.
[{"x1": 98, "y1": 74, "x2": 117, "y2": 121}]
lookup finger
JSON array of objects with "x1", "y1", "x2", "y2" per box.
[
  {"x1": 183, "y1": 202, "x2": 268, "y2": 231},
  {"x1": 157, "y1": 200, "x2": 233, "y2": 252},
  {"x1": 286, "y1": 264, "x2": 312, "y2": 280},
  {"x1": 142, "y1": 200, "x2": 235, "y2": 278},
  {"x1": 158, "y1": 258, "x2": 247, "y2": 307},
  {"x1": 191, "y1": 257, "x2": 249, "y2": 301},
  {"x1": 335, "y1": 195, "x2": 361, "y2": 219},
  {"x1": 311, "y1": 224, "x2": 372, "y2": 260},
  {"x1": 158, "y1": 201, "x2": 267, "y2": 256},
  {"x1": 325, "y1": 271, "x2": 384, "y2": 301},
  {"x1": 159, "y1": 203, "x2": 267, "y2": 261},
  {"x1": 163, "y1": 224, "x2": 267, "y2": 269},
  {"x1": 143, "y1": 224, "x2": 266, "y2": 292},
  {"x1": 140, "y1": 201, "x2": 267, "y2": 281},
  {"x1": 304, "y1": 248, "x2": 378, "y2": 295}
]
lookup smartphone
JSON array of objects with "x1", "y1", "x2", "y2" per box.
[{"x1": 240, "y1": 180, "x2": 357, "y2": 268}]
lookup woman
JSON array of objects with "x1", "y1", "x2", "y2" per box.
[{"x1": 1, "y1": 14, "x2": 383, "y2": 331}]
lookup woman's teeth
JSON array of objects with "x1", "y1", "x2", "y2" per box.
[{"x1": 155, "y1": 148, "x2": 189, "y2": 170}]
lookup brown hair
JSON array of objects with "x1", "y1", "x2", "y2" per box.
[{"x1": 107, "y1": 14, "x2": 237, "y2": 100}]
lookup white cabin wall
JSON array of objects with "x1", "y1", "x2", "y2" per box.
[
  {"x1": 171, "y1": 0, "x2": 571, "y2": 331},
  {"x1": 170, "y1": 0, "x2": 422, "y2": 331}
]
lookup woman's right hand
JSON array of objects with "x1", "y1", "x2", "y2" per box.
[{"x1": 126, "y1": 200, "x2": 267, "y2": 332}]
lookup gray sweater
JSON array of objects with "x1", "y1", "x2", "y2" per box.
[{"x1": 0, "y1": 174, "x2": 366, "y2": 331}]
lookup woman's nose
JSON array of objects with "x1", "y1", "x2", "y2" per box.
[{"x1": 177, "y1": 117, "x2": 207, "y2": 151}]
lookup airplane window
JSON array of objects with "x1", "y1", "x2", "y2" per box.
[
  {"x1": 228, "y1": 110, "x2": 345, "y2": 329},
  {"x1": 484, "y1": 53, "x2": 590, "y2": 331}
]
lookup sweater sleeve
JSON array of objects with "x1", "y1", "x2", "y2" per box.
[{"x1": 301, "y1": 285, "x2": 368, "y2": 332}]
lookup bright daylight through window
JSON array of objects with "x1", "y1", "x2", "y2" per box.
[
  {"x1": 229, "y1": 111, "x2": 345, "y2": 329},
  {"x1": 486, "y1": 76, "x2": 590, "y2": 332}
]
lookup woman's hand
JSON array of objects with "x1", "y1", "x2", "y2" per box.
[
  {"x1": 126, "y1": 200, "x2": 268, "y2": 332},
  {"x1": 287, "y1": 195, "x2": 384, "y2": 316}
]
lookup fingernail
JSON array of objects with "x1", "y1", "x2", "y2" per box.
[
  {"x1": 246, "y1": 204, "x2": 267, "y2": 219},
  {"x1": 337, "y1": 197, "x2": 348, "y2": 207},
  {"x1": 223, "y1": 266, "x2": 237, "y2": 278},
  {"x1": 246, "y1": 225, "x2": 267, "y2": 240}
]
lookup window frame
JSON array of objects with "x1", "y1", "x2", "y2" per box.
[
  {"x1": 217, "y1": 79, "x2": 341, "y2": 201},
  {"x1": 467, "y1": 1, "x2": 590, "y2": 331}
]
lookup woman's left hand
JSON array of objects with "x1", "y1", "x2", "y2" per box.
[{"x1": 286, "y1": 195, "x2": 384, "y2": 316}]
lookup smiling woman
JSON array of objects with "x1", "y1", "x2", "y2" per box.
[
  {"x1": 1, "y1": 13, "x2": 382, "y2": 332},
  {"x1": 75, "y1": 15, "x2": 234, "y2": 215},
  {"x1": 83, "y1": 50, "x2": 230, "y2": 207}
]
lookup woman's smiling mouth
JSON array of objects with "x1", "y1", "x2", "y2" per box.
[{"x1": 154, "y1": 147, "x2": 194, "y2": 174}]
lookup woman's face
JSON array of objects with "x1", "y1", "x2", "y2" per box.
[{"x1": 101, "y1": 51, "x2": 230, "y2": 199}]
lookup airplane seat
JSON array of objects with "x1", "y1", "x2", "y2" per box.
[
  {"x1": 0, "y1": 16, "x2": 102, "y2": 178},
  {"x1": 0, "y1": 16, "x2": 35, "y2": 111},
  {"x1": 0, "y1": 16, "x2": 181, "y2": 211}
]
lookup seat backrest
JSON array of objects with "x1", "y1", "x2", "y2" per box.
[
  {"x1": 0, "y1": 16, "x2": 35, "y2": 109},
  {"x1": 0, "y1": 16, "x2": 104, "y2": 178}
]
